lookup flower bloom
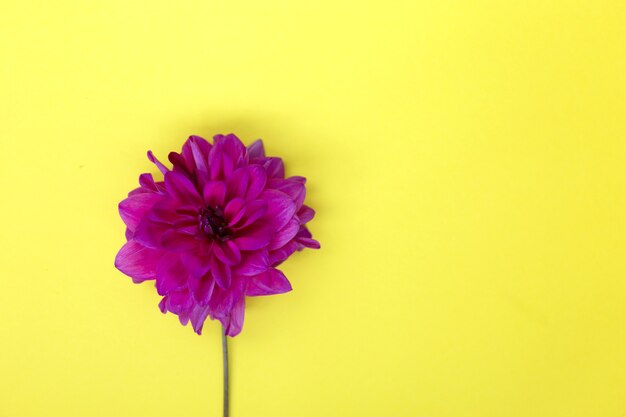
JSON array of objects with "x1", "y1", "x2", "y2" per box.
[{"x1": 114, "y1": 134, "x2": 319, "y2": 336}]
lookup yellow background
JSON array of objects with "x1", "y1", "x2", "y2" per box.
[{"x1": 1, "y1": 0, "x2": 625, "y2": 416}]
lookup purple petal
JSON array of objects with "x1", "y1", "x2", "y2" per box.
[
  {"x1": 269, "y1": 241, "x2": 299, "y2": 266},
  {"x1": 262, "y1": 189, "x2": 297, "y2": 230},
  {"x1": 168, "y1": 152, "x2": 192, "y2": 175},
  {"x1": 235, "y1": 250, "x2": 269, "y2": 276},
  {"x1": 297, "y1": 205, "x2": 316, "y2": 223},
  {"x1": 233, "y1": 223, "x2": 272, "y2": 250},
  {"x1": 221, "y1": 134, "x2": 246, "y2": 161},
  {"x1": 208, "y1": 144, "x2": 223, "y2": 180},
  {"x1": 213, "y1": 240, "x2": 241, "y2": 265},
  {"x1": 178, "y1": 139, "x2": 197, "y2": 172},
  {"x1": 189, "y1": 137, "x2": 210, "y2": 181},
  {"x1": 178, "y1": 312, "x2": 190, "y2": 326},
  {"x1": 190, "y1": 304, "x2": 211, "y2": 334},
  {"x1": 226, "y1": 168, "x2": 250, "y2": 200},
  {"x1": 164, "y1": 171, "x2": 202, "y2": 206},
  {"x1": 138, "y1": 173, "x2": 161, "y2": 192},
  {"x1": 147, "y1": 151, "x2": 169, "y2": 174},
  {"x1": 209, "y1": 136, "x2": 241, "y2": 180},
  {"x1": 223, "y1": 296, "x2": 245, "y2": 337},
  {"x1": 298, "y1": 237, "x2": 321, "y2": 249},
  {"x1": 232, "y1": 200, "x2": 268, "y2": 229},
  {"x1": 172, "y1": 218, "x2": 199, "y2": 235},
  {"x1": 294, "y1": 226, "x2": 320, "y2": 248},
  {"x1": 245, "y1": 268, "x2": 292, "y2": 296},
  {"x1": 181, "y1": 241, "x2": 212, "y2": 278},
  {"x1": 165, "y1": 289, "x2": 194, "y2": 314},
  {"x1": 270, "y1": 178, "x2": 306, "y2": 208},
  {"x1": 208, "y1": 282, "x2": 236, "y2": 318},
  {"x1": 181, "y1": 135, "x2": 211, "y2": 169},
  {"x1": 290, "y1": 176, "x2": 306, "y2": 184},
  {"x1": 158, "y1": 297, "x2": 167, "y2": 313},
  {"x1": 224, "y1": 198, "x2": 246, "y2": 224},
  {"x1": 269, "y1": 218, "x2": 300, "y2": 250},
  {"x1": 210, "y1": 256, "x2": 232, "y2": 289},
  {"x1": 148, "y1": 198, "x2": 179, "y2": 223},
  {"x1": 161, "y1": 230, "x2": 198, "y2": 251},
  {"x1": 245, "y1": 166, "x2": 267, "y2": 200},
  {"x1": 247, "y1": 139, "x2": 265, "y2": 158},
  {"x1": 189, "y1": 271, "x2": 215, "y2": 306},
  {"x1": 263, "y1": 157, "x2": 284, "y2": 179},
  {"x1": 202, "y1": 180, "x2": 227, "y2": 207},
  {"x1": 156, "y1": 253, "x2": 187, "y2": 295},
  {"x1": 119, "y1": 192, "x2": 162, "y2": 232},
  {"x1": 133, "y1": 213, "x2": 174, "y2": 249},
  {"x1": 115, "y1": 240, "x2": 161, "y2": 283}
]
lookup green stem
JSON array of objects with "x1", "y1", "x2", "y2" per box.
[{"x1": 221, "y1": 325, "x2": 229, "y2": 417}]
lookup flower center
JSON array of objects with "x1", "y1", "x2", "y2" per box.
[{"x1": 199, "y1": 206, "x2": 229, "y2": 240}]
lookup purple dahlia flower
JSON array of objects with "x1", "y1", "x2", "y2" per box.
[{"x1": 114, "y1": 134, "x2": 319, "y2": 336}]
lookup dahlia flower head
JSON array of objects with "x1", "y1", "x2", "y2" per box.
[{"x1": 115, "y1": 134, "x2": 319, "y2": 336}]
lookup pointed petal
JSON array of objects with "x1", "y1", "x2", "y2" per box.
[
  {"x1": 147, "y1": 151, "x2": 169, "y2": 174},
  {"x1": 221, "y1": 134, "x2": 246, "y2": 161},
  {"x1": 208, "y1": 282, "x2": 236, "y2": 318},
  {"x1": 247, "y1": 139, "x2": 265, "y2": 158},
  {"x1": 232, "y1": 200, "x2": 267, "y2": 229},
  {"x1": 269, "y1": 218, "x2": 300, "y2": 250},
  {"x1": 226, "y1": 168, "x2": 250, "y2": 200},
  {"x1": 224, "y1": 198, "x2": 246, "y2": 224},
  {"x1": 115, "y1": 240, "x2": 161, "y2": 282},
  {"x1": 119, "y1": 192, "x2": 162, "y2": 232},
  {"x1": 181, "y1": 135, "x2": 211, "y2": 171},
  {"x1": 138, "y1": 173, "x2": 161, "y2": 192},
  {"x1": 181, "y1": 241, "x2": 212, "y2": 278},
  {"x1": 202, "y1": 180, "x2": 227, "y2": 207},
  {"x1": 190, "y1": 304, "x2": 211, "y2": 334},
  {"x1": 213, "y1": 240, "x2": 241, "y2": 265},
  {"x1": 262, "y1": 189, "x2": 297, "y2": 230},
  {"x1": 161, "y1": 230, "x2": 198, "y2": 251},
  {"x1": 189, "y1": 137, "x2": 210, "y2": 181},
  {"x1": 209, "y1": 135, "x2": 244, "y2": 180},
  {"x1": 168, "y1": 151, "x2": 191, "y2": 175},
  {"x1": 246, "y1": 166, "x2": 267, "y2": 200},
  {"x1": 233, "y1": 223, "x2": 272, "y2": 250},
  {"x1": 208, "y1": 143, "x2": 223, "y2": 180},
  {"x1": 263, "y1": 157, "x2": 284, "y2": 179},
  {"x1": 158, "y1": 297, "x2": 168, "y2": 313},
  {"x1": 294, "y1": 226, "x2": 320, "y2": 248},
  {"x1": 235, "y1": 250, "x2": 269, "y2": 276},
  {"x1": 297, "y1": 205, "x2": 316, "y2": 223},
  {"x1": 148, "y1": 198, "x2": 179, "y2": 223},
  {"x1": 269, "y1": 241, "x2": 299, "y2": 266},
  {"x1": 156, "y1": 253, "x2": 188, "y2": 295},
  {"x1": 189, "y1": 271, "x2": 215, "y2": 306},
  {"x1": 298, "y1": 237, "x2": 321, "y2": 249},
  {"x1": 290, "y1": 176, "x2": 306, "y2": 184},
  {"x1": 224, "y1": 296, "x2": 245, "y2": 337},
  {"x1": 270, "y1": 178, "x2": 306, "y2": 208},
  {"x1": 178, "y1": 312, "x2": 190, "y2": 326},
  {"x1": 164, "y1": 171, "x2": 202, "y2": 205},
  {"x1": 172, "y1": 218, "x2": 199, "y2": 235},
  {"x1": 164, "y1": 288, "x2": 193, "y2": 314},
  {"x1": 245, "y1": 268, "x2": 292, "y2": 296},
  {"x1": 210, "y1": 256, "x2": 232, "y2": 289},
  {"x1": 134, "y1": 217, "x2": 170, "y2": 249}
]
